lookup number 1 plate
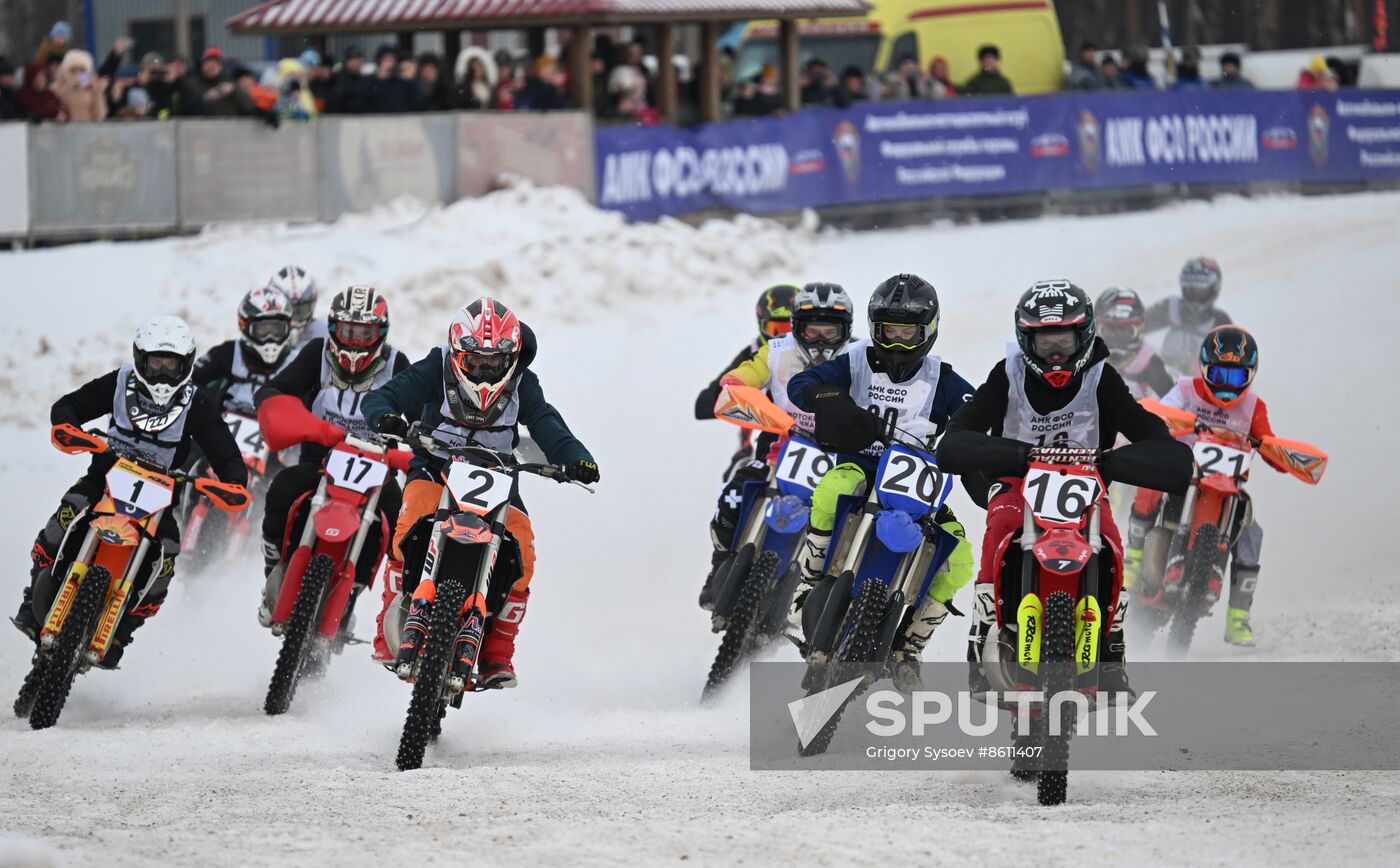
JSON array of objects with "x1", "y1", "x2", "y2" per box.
[
  {"x1": 445, "y1": 460, "x2": 513, "y2": 515},
  {"x1": 105, "y1": 459, "x2": 175, "y2": 518}
]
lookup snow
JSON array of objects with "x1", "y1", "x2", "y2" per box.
[{"x1": 1, "y1": 185, "x2": 1398, "y2": 866}]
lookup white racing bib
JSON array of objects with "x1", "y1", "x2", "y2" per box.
[
  {"x1": 1022, "y1": 467, "x2": 1102, "y2": 524},
  {"x1": 324, "y1": 448, "x2": 389, "y2": 494},
  {"x1": 846, "y1": 340, "x2": 941, "y2": 457},
  {"x1": 445, "y1": 460, "x2": 513, "y2": 515},
  {"x1": 1003, "y1": 346, "x2": 1104, "y2": 449}
]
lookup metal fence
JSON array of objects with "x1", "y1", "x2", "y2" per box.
[{"x1": 6, "y1": 111, "x2": 597, "y2": 240}]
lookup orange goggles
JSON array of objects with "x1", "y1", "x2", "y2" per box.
[{"x1": 762, "y1": 320, "x2": 793, "y2": 338}]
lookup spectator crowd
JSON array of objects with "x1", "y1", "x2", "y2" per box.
[{"x1": 0, "y1": 19, "x2": 1367, "y2": 127}]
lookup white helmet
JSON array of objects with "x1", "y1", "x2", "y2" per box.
[
  {"x1": 132, "y1": 315, "x2": 196, "y2": 406},
  {"x1": 239, "y1": 286, "x2": 295, "y2": 367},
  {"x1": 266, "y1": 265, "x2": 319, "y2": 335}
]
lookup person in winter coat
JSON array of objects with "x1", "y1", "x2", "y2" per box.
[
  {"x1": 34, "y1": 21, "x2": 71, "y2": 65},
  {"x1": 962, "y1": 45, "x2": 1014, "y2": 95},
  {"x1": 1213, "y1": 52, "x2": 1255, "y2": 89},
  {"x1": 1066, "y1": 41, "x2": 1105, "y2": 90},
  {"x1": 1171, "y1": 46, "x2": 1209, "y2": 91},
  {"x1": 457, "y1": 50, "x2": 497, "y2": 109},
  {"x1": 1121, "y1": 45, "x2": 1160, "y2": 89},
  {"x1": 15, "y1": 62, "x2": 66, "y2": 121},
  {"x1": 52, "y1": 49, "x2": 107, "y2": 121},
  {"x1": 327, "y1": 46, "x2": 369, "y2": 114}
]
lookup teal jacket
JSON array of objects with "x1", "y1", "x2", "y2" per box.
[{"x1": 361, "y1": 332, "x2": 592, "y2": 474}]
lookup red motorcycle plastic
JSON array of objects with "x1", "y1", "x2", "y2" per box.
[
  {"x1": 1134, "y1": 399, "x2": 1327, "y2": 654},
  {"x1": 263, "y1": 433, "x2": 407, "y2": 715}
]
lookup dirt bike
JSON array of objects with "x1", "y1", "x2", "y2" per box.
[
  {"x1": 700, "y1": 385, "x2": 833, "y2": 700},
  {"x1": 794, "y1": 430, "x2": 960, "y2": 758},
  {"x1": 388, "y1": 431, "x2": 592, "y2": 772},
  {"x1": 261, "y1": 432, "x2": 408, "y2": 715},
  {"x1": 1132, "y1": 399, "x2": 1327, "y2": 655},
  {"x1": 15, "y1": 427, "x2": 248, "y2": 729},
  {"x1": 181, "y1": 409, "x2": 273, "y2": 571}
]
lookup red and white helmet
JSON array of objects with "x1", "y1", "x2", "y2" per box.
[
  {"x1": 447, "y1": 298, "x2": 521, "y2": 421},
  {"x1": 326, "y1": 285, "x2": 390, "y2": 386}
]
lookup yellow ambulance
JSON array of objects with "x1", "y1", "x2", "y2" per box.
[{"x1": 734, "y1": 0, "x2": 1066, "y2": 95}]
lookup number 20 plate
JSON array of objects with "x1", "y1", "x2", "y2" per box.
[
  {"x1": 445, "y1": 460, "x2": 514, "y2": 515},
  {"x1": 875, "y1": 443, "x2": 951, "y2": 517}
]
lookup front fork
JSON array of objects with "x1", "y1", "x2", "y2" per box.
[
  {"x1": 41, "y1": 524, "x2": 155, "y2": 669},
  {"x1": 1014, "y1": 504, "x2": 1104, "y2": 676}
]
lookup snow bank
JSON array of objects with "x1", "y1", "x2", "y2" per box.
[{"x1": 0, "y1": 181, "x2": 811, "y2": 425}]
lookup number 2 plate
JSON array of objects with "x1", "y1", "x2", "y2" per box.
[
  {"x1": 324, "y1": 448, "x2": 389, "y2": 494},
  {"x1": 1193, "y1": 440, "x2": 1253, "y2": 480},
  {"x1": 445, "y1": 460, "x2": 513, "y2": 515},
  {"x1": 875, "y1": 444, "x2": 951, "y2": 517},
  {"x1": 1022, "y1": 467, "x2": 1102, "y2": 524}
]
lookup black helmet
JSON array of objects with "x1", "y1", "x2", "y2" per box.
[
  {"x1": 1015, "y1": 279, "x2": 1097, "y2": 389},
  {"x1": 1096, "y1": 287, "x2": 1145, "y2": 364},
  {"x1": 755, "y1": 284, "x2": 798, "y2": 339},
  {"x1": 1179, "y1": 256, "x2": 1222, "y2": 307},
  {"x1": 868, "y1": 273, "x2": 939, "y2": 382},
  {"x1": 1199, "y1": 324, "x2": 1258, "y2": 408},
  {"x1": 792, "y1": 282, "x2": 854, "y2": 364}
]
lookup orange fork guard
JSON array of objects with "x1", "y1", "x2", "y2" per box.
[
  {"x1": 195, "y1": 478, "x2": 252, "y2": 512},
  {"x1": 714, "y1": 384, "x2": 794, "y2": 435},
  {"x1": 51, "y1": 424, "x2": 107, "y2": 455},
  {"x1": 1138, "y1": 398, "x2": 1198, "y2": 436},
  {"x1": 1259, "y1": 436, "x2": 1328, "y2": 485}
]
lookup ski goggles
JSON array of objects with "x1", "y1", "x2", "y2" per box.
[
  {"x1": 797, "y1": 321, "x2": 845, "y2": 347},
  {"x1": 1204, "y1": 364, "x2": 1252, "y2": 389},
  {"x1": 138, "y1": 352, "x2": 189, "y2": 385},
  {"x1": 247, "y1": 318, "x2": 290, "y2": 342},
  {"x1": 1030, "y1": 329, "x2": 1080, "y2": 359},
  {"x1": 873, "y1": 322, "x2": 928, "y2": 350},
  {"x1": 453, "y1": 349, "x2": 513, "y2": 382},
  {"x1": 330, "y1": 320, "x2": 382, "y2": 348},
  {"x1": 762, "y1": 319, "x2": 793, "y2": 338}
]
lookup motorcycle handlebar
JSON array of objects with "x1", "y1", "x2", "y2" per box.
[{"x1": 383, "y1": 425, "x2": 594, "y2": 492}]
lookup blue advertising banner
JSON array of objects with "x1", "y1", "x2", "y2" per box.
[{"x1": 595, "y1": 90, "x2": 1400, "y2": 220}]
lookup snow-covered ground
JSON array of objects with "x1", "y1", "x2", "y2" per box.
[{"x1": 1, "y1": 187, "x2": 1397, "y2": 867}]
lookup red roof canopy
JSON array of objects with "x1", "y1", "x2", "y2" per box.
[{"x1": 228, "y1": 0, "x2": 869, "y2": 32}]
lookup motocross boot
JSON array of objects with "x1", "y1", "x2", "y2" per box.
[
  {"x1": 478, "y1": 588, "x2": 528, "y2": 689},
  {"x1": 1097, "y1": 596, "x2": 1136, "y2": 704},
  {"x1": 10, "y1": 593, "x2": 38, "y2": 642},
  {"x1": 698, "y1": 548, "x2": 728, "y2": 612},
  {"x1": 966, "y1": 583, "x2": 996, "y2": 695},
  {"x1": 788, "y1": 529, "x2": 831, "y2": 627},
  {"x1": 394, "y1": 597, "x2": 433, "y2": 679},
  {"x1": 890, "y1": 596, "x2": 952, "y2": 693},
  {"x1": 258, "y1": 537, "x2": 282, "y2": 628},
  {"x1": 1224, "y1": 564, "x2": 1259, "y2": 646},
  {"x1": 373, "y1": 560, "x2": 404, "y2": 664},
  {"x1": 1225, "y1": 607, "x2": 1256, "y2": 647}
]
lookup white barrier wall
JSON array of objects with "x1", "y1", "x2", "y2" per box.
[
  {"x1": 0, "y1": 124, "x2": 27, "y2": 236},
  {"x1": 5, "y1": 112, "x2": 598, "y2": 239}
]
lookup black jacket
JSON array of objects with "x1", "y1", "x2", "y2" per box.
[
  {"x1": 254, "y1": 339, "x2": 410, "y2": 465},
  {"x1": 694, "y1": 340, "x2": 761, "y2": 420},
  {"x1": 937, "y1": 339, "x2": 1189, "y2": 502},
  {"x1": 52, "y1": 369, "x2": 247, "y2": 487}
]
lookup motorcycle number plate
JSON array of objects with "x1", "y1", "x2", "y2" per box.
[
  {"x1": 105, "y1": 459, "x2": 175, "y2": 517},
  {"x1": 223, "y1": 411, "x2": 269, "y2": 464},
  {"x1": 324, "y1": 448, "x2": 389, "y2": 494},
  {"x1": 1022, "y1": 467, "x2": 1101, "y2": 525},
  {"x1": 774, "y1": 438, "x2": 836, "y2": 493},
  {"x1": 445, "y1": 461, "x2": 513, "y2": 515},
  {"x1": 875, "y1": 444, "x2": 949, "y2": 514},
  {"x1": 1193, "y1": 440, "x2": 1253, "y2": 480}
]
